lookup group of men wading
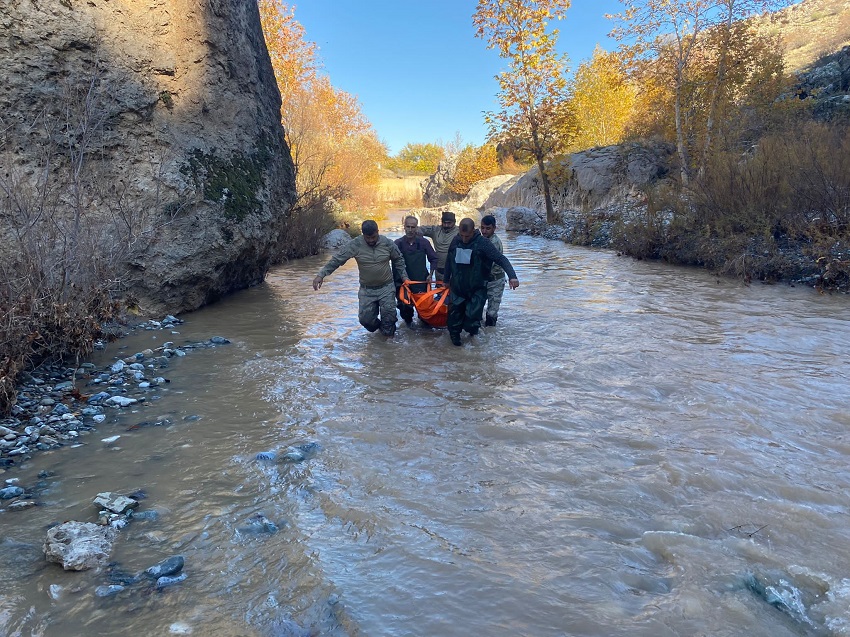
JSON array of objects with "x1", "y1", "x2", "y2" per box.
[{"x1": 312, "y1": 211, "x2": 520, "y2": 346}]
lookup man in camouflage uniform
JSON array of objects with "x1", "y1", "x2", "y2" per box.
[
  {"x1": 419, "y1": 210, "x2": 459, "y2": 281},
  {"x1": 480, "y1": 214, "x2": 505, "y2": 327},
  {"x1": 313, "y1": 220, "x2": 408, "y2": 336}
]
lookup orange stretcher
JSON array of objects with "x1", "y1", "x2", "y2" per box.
[{"x1": 397, "y1": 280, "x2": 449, "y2": 328}]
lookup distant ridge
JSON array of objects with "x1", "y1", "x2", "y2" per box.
[{"x1": 756, "y1": 0, "x2": 850, "y2": 71}]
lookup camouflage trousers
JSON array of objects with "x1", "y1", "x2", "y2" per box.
[
  {"x1": 358, "y1": 282, "x2": 397, "y2": 336},
  {"x1": 485, "y1": 277, "x2": 506, "y2": 320}
]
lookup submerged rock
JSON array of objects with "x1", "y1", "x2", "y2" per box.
[
  {"x1": 95, "y1": 584, "x2": 125, "y2": 597},
  {"x1": 237, "y1": 513, "x2": 280, "y2": 536},
  {"x1": 156, "y1": 573, "x2": 187, "y2": 589},
  {"x1": 93, "y1": 492, "x2": 139, "y2": 514},
  {"x1": 145, "y1": 555, "x2": 185, "y2": 579}
]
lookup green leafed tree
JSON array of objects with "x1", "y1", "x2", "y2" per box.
[
  {"x1": 387, "y1": 142, "x2": 445, "y2": 176},
  {"x1": 473, "y1": 0, "x2": 572, "y2": 224}
]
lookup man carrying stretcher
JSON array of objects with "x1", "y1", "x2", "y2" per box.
[{"x1": 394, "y1": 215, "x2": 439, "y2": 326}]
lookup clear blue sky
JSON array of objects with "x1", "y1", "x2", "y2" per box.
[{"x1": 291, "y1": 0, "x2": 623, "y2": 155}]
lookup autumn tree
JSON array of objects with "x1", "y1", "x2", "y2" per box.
[
  {"x1": 473, "y1": 0, "x2": 571, "y2": 224},
  {"x1": 564, "y1": 46, "x2": 637, "y2": 152},
  {"x1": 608, "y1": 0, "x2": 719, "y2": 185},
  {"x1": 608, "y1": 0, "x2": 791, "y2": 182},
  {"x1": 698, "y1": 0, "x2": 791, "y2": 174},
  {"x1": 258, "y1": 1, "x2": 386, "y2": 208},
  {"x1": 447, "y1": 144, "x2": 500, "y2": 196},
  {"x1": 386, "y1": 143, "x2": 444, "y2": 175}
]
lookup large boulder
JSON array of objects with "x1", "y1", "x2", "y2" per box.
[
  {"x1": 462, "y1": 174, "x2": 517, "y2": 210},
  {"x1": 322, "y1": 229, "x2": 352, "y2": 251},
  {"x1": 482, "y1": 142, "x2": 674, "y2": 213},
  {"x1": 0, "y1": 1, "x2": 296, "y2": 314},
  {"x1": 421, "y1": 155, "x2": 463, "y2": 208},
  {"x1": 44, "y1": 521, "x2": 118, "y2": 571},
  {"x1": 506, "y1": 207, "x2": 546, "y2": 232}
]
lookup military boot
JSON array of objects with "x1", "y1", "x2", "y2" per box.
[{"x1": 485, "y1": 315, "x2": 497, "y2": 327}]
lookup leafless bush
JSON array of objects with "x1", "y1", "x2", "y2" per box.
[{"x1": 0, "y1": 65, "x2": 178, "y2": 415}]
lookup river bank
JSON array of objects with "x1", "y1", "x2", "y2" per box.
[
  {"x1": 493, "y1": 203, "x2": 850, "y2": 293},
  {"x1": 0, "y1": 315, "x2": 232, "y2": 480}
]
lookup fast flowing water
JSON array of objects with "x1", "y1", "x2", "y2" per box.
[{"x1": 1, "y1": 233, "x2": 850, "y2": 637}]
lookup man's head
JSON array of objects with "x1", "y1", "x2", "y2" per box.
[
  {"x1": 403, "y1": 215, "x2": 419, "y2": 239},
  {"x1": 361, "y1": 219, "x2": 379, "y2": 246},
  {"x1": 480, "y1": 214, "x2": 497, "y2": 238},
  {"x1": 458, "y1": 217, "x2": 475, "y2": 243},
  {"x1": 441, "y1": 211, "x2": 456, "y2": 230}
]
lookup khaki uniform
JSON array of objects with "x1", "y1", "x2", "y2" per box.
[
  {"x1": 318, "y1": 235, "x2": 408, "y2": 335},
  {"x1": 485, "y1": 233, "x2": 506, "y2": 321},
  {"x1": 420, "y1": 225, "x2": 459, "y2": 280}
]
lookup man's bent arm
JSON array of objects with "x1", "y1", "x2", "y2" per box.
[{"x1": 317, "y1": 240, "x2": 357, "y2": 279}]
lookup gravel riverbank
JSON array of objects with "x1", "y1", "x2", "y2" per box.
[{"x1": 0, "y1": 315, "x2": 231, "y2": 490}]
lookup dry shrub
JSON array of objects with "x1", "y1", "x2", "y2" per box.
[
  {"x1": 0, "y1": 66, "x2": 173, "y2": 415},
  {"x1": 276, "y1": 200, "x2": 340, "y2": 260},
  {"x1": 498, "y1": 155, "x2": 532, "y2": 175},
  {"x1": 615, "y1": 121, "x2": 850, "y2": 286},
  {"x1": 376, "y1": 176, "x2": 423, "y2": 207}
]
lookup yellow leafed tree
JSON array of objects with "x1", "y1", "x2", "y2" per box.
[
  {"x1": 259, "y1": 1, "x2": 385, "y2": 208},
  {"x1": 448, "y1": 144, "x2": 499, "y2": 196},
  {"x1": 565, "y1": 46, "x2": 637, "y2": 152},
  {"x1": 473, "y1": 0, "x2": 572, "y2": 224}
]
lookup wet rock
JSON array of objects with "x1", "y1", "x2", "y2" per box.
[
  {"x1": 145, "y1": 555, "x2": 185, "y2": 578},
  {"x1": 95, "y1": 584, "x2": 125, "y2": 597},
  {"x1": 8, "y1": 500, "x2": 37, "y2": 511},
  {"x1": 43, "y1": 521, "x2": 118, "y2": 571},
  {"x1": 156, "y1": 572, "x2": 187, "y2": 589},
  {"x1": 93, "y1": 492, "x2": 139, "y2": 514},
  {"x1": 282, "y1": 449, "x2": 306, "y2": 463},
  {"x1": 0, "y1": 486, "x2": 24, "y2": 499},
  {"x1": 209, "y1": 336, "x2": 230, "y2": 345},
  {"x1": 106, "y1": 396, "x2": 138, "y2": 408},
  {"x1": 130, "y1": 510, "x2": 159, "y2": 521},
  {"x1": 88, "y1": 392, "x2": 112, "y2": 404},
  {"x1": 237, "y1": 513, "x2": 280, "y2": 536}
]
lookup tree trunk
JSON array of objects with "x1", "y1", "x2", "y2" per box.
[
  {"x1": 699, "y1": 5, "x2": 735, "y2": 178},
  {"x1": 674, "y1": 66, "x2": 690, "y2": 187},
  {"x1": 530, "y1": 126, "x2": 556, "y2": 224}
]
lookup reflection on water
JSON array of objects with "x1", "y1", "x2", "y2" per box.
[{"x1": 1, "y1": 233, "x2": 850, "y2": 636}]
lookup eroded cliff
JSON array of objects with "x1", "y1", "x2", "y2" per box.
[{"x1": 0, "y1": 0, "x2": 296, "y2": 312}]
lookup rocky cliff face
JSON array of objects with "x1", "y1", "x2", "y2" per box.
[{"x1": 0, "y1": 0, "x2": 296, "y2": 313}]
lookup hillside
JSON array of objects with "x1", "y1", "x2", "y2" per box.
[{"x1": 758, "y1": 0, "x2": 850, "y2": 70}]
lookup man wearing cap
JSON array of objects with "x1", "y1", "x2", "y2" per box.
[
  {"x1": 444, "y1": 218, "x2": 519, "y2": 346},
  {"x1": 312, "y1": 220, "x2": 408, "y2": 337},
  {"x1": 419, "y1": 211, "x2": 459, "y2": 282}
]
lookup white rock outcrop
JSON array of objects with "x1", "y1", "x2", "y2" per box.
[{"x1": 44, "y1": 522, "x2": 118, "y2": 571}]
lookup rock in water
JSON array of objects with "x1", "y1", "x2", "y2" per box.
[
  {"x1": 43, "y1": 522, "x2": 118, "y2": 571},
  {"x1": 145, "y1": 555, "x2": 185, "y2": 579}
]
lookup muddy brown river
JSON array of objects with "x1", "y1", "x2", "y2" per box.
[{"x1": 1, "y1": 232, "x2": 849, "y2": 637}]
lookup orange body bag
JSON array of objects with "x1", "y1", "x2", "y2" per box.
[{"x1": 397, "y1": 280, "x2": 449, "y2": 328}]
